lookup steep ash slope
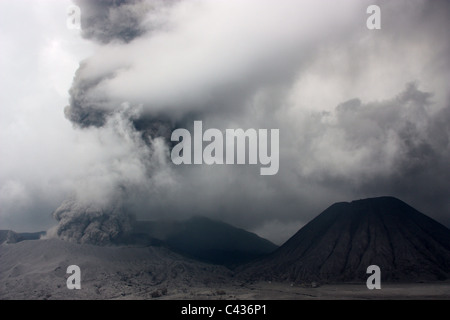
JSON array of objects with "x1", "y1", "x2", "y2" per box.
[{"x1": 240, "y1": 197, "x2": 450, "y2": 282}]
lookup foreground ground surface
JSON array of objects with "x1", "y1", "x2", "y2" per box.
[
  {"x1": 1, "y1": 239, "x2": 449, "y2": 300},
  {"x1": 167, "y1": 282, "x2": 450, "y2": 300}
]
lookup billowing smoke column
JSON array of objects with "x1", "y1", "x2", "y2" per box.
[
  {"x1": 52, "y1": 199, "x2": 133, "y2": 245},
  {"x1": 75, "y1": 0, "x2": 152, "y2": 44},
  {"x1": 52, "y1": 0, "x2": 450, "y2": 244},
  {"x1": 65, "y1": 0, "x2": 177, "y2": 134},
  {"x1": 54, "y1": 0, "x2": 178, "y2": 244}
]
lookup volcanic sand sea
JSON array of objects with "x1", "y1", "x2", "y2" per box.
[{"x1": 1, "y1": 239, "x2": 450, "y2": 300}]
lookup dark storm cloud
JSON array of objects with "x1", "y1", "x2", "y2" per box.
[{"x1": 290, "y1": 83, "x2": 450, "y2": 224}]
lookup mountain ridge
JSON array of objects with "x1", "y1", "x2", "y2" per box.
[
  {"x1": 132, "y1": 216, "x2": 278, "y2": 267},
  {"x1": 239, "y1": 196, "x2": 450, "y2": 283}
]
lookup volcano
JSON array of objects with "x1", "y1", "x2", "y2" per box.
[
  {"x1": 240, "y1": 197, "x2": 450, "y2": 283},
  {"x1": 132, "y1": 216, "x2": 278, "y2": 266}
]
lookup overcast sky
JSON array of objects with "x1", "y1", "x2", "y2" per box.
[{"x1": 1, "y1": 0, "x2": 449, "y2": 245}]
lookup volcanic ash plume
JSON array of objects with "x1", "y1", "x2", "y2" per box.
[
  {"x1": 51, "y1": 199, "x2": 134, "y2": 245},
  {"x1": 48, "y1": 0, "x2": 450, "y2": 243},
  {"x1": 49, "y1": 0, "x2": 180, "y2": 245}
]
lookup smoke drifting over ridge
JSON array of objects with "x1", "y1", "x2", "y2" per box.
[{"x1": 46, "y1": 0, "x2": 450, "y2": 244}]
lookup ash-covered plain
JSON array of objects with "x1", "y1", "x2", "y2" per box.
[{"x1": 1, "y1": 197, "x2": 450, "y2": 300}]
